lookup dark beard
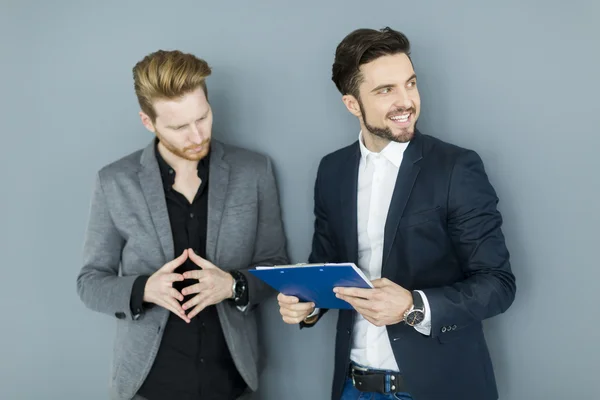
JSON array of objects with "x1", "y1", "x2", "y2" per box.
[{"x1": 359, "y1": 98, "x2": 415, "y2": 143}]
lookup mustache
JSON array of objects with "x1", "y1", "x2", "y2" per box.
[{"x1": 184, "y1": 138, "x2": 210, "y2": 152}]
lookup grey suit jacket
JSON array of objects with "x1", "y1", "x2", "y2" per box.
[{"x1": 76, "y1": 139, "x2": 288, "y2": 400}]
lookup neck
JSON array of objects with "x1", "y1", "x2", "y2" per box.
[
  {"x1": 361, "y1": 127, "x2": 390, "y2": 153},
  {"x1": 157, "y1": 141, "x2": 199, "y2": 176}
]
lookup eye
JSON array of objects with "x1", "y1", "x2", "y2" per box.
[
  {"x1": 379, "y1": 87, "x2": 392, "y2": 94},
  {"x1": 407, "y1": 80, "x2": 417, "y2": 88}
]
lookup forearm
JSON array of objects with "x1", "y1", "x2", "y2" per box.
[{"x1": 77, "y1": 267, "x2": 140, "y2": 319}]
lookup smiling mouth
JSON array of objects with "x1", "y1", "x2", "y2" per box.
[
  {"x1": 390, "y1": 113, "x2": 410, "y2": 123},
  {"x1": 389, "y1": 111, "x2": 413, "y2": 126}
]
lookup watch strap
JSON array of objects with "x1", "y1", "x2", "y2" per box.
[{"x1": 411, "y1": 290, "x2": 424, "y2": 310}]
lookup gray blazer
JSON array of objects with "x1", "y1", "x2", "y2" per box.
[{"x1": 76, "y1": 139, "x2": 288, "y2": 400}]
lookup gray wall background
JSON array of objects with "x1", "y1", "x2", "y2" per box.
[{"x1": 1, "y1": 1, "x2": 598, "y2": 399}]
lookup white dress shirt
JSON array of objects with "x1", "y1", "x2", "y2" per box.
[{"x1": 350, "y1": 132, "x2": 431, "y2": 371}]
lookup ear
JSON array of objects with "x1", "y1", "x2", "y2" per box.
[
  {"x1": 342, "y1": 94, "x2": 362, "y2": 118},
  {"x1": 139, "y1": 111, "x2": 156, "y2": 133}
]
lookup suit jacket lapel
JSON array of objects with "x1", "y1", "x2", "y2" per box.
[
  {"x1": 206, "y1": 141, "x2": 230, "y2": 262},
  {"x1": 340, "y1": 143, "x2": 361, "y2": 265},
  {"x1": 382, "y1": 132, "x2": 423, "y2": 274},
  {"x1": 138, "y1": 140, "x2": 174, "y2": 261}
]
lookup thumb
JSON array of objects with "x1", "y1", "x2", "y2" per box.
[
  {"x1": 162, "y1": 249, "x2": 188, "y2": 272},
  {"x1": 188, "y1": 248, "x2": 216, "y2": 269}
]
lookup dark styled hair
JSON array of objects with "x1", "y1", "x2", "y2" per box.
[{"x1": 331, "y1": 27, "x2": 411, "y2": 98}]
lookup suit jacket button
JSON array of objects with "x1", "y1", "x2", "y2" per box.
[
  {"x1": 452, "y1": 324, "x2": 457, "y2": 330},
  {"x1": 115, "y1": 312, "x2": 126, "y2": 319},
  {"x1": 441, "y1": 326, "x2": 447, "y2": 333}
]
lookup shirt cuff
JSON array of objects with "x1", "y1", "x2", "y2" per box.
[
  {"x1": 413, "y1": 290, "x2": 431, "y2": 336},
  {"x1": 130, "y1": 275, "x2": 150, "y2": 319},
  {"x1": 306, "y1": 307, "x2": 320, "y2": 318}
]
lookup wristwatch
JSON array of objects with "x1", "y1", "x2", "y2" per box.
[
  {"x1": 229, "y1": 270, "x2": 248, "y2": 306},
  {"x1": 403, "y1": 291, "x2": 425, "y2": 326}
]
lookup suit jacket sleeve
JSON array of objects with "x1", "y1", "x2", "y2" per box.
[
  {"x1": 238, "y1": 156, "x2": 289, "y2": 310},
  {"x1": 301, "y1": 158, "x2": 340, "y2": 327},
  {"x1": 76, "y1": 173, "x2": 140, "y2": 320},
  {"x1": 422, "y1": 150, "x2": 516, "y2": 336}
]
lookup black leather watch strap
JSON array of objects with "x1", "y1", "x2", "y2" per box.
[{"x1": 412, "y1": 290, "x2": 424, "y2": 310}]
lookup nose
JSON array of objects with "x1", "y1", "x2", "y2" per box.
[
  {"x1": 188, "y1": 124, "x2": 203, "y2": 144},
  {"x1": 393, "y1": 88, "x2": 413, "y2": 110}
]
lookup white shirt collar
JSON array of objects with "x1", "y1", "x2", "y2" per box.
[{"x1": 358, "y1": 131, "x2": 408, "y2": 168}]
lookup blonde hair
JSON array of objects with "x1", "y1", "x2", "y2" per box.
[{"x1": 133, "y1": 50, "x2": 212, "y2": 121}]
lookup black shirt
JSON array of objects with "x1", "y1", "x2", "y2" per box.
[{"x1": 132, "y1": 143, "x2": 247, "y2": 400}]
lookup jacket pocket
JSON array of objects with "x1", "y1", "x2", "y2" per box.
[{"x1": 398, "y1": 206, "x2": 442, "y2": 229}]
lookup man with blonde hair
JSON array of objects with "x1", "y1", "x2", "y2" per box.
[{"x1": 77, "y1": 50, "x2": 288, "y2": 400}]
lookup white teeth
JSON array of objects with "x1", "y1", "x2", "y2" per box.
[{"x1": 391, "y1": 113, "x2": 410, "y2": 122}]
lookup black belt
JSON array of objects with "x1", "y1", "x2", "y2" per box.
[{"x1": 348, "y1": 363, "x2": 406, "y2": 394}]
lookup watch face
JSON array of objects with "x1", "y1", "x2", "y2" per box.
[{"x1": 406, "y1": 310, "x2": 425, "y2": 326}]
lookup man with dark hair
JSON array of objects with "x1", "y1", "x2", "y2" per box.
[{"x1": 278, "y1": 27, "x2": 516, "y2": 400}]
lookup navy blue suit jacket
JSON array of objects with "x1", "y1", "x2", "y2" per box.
[{"x1": 305, "y1": 131, "x2": 516, "y2": 400}]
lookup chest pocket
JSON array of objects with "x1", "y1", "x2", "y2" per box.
[{"x1": 398, "y1": 206, "x2": 443, "y2": 229}]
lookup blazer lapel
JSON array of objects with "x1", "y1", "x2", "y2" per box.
[
  {"x1": 340, "y1": 143, "x2": 361, "y2": 264},
  {"x1": 138, "y1": 141, "x2": 174, "y2": 261},
  {"x1": 206, "y1": 141, "x2": 230, "y2": 262},
  {"x1": 381, "y1": 132, "x2": 424, "y2": 274}
]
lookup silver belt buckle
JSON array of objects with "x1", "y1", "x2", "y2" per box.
[
  {"x1": 350, "y1": 363, "x2": 368, "y2": 387},
  {"x1": 352, "y1": 363, "x2": 369, "y2": 372}
]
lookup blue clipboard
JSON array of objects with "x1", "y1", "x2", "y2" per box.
[{"x1": 249, "y1": 263, "x2": 373, "y2": 309}]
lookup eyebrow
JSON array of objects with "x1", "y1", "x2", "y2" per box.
[
  {"x1": 370, "y1": 74, "x2": 418, "y2": 93},
  {"x1": 166, "y1": 110, "x2": 209, "y2": 130}
]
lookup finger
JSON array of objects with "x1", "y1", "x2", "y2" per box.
[
  {"x1": 371, "y1": 278, "x2": 386, "y2": 288},
  {"x1": 277, "y1": 293, "x2": 300, "y2": 304},
  {"x1": 163, "y1": 295, "x2": 185, "y2": 315},
  {"x1": 181, "y1": 283, "x2": 204, "y2": 296},
  {"x1": 334, "y1": 286, "x2": 373, "y2": 299},
  {"x1": 188, "y1": 248, "x2": 216, "y2": 269},
  {"x1": 352, "y1": 304, "x2": 377, "y2": 320},
  {"x1": 280, "y1": 307, "x2": 312, "y2": 319},
  {"x1": 371, "y1": 278, "x2": 394, "y2": 288},
  {"x1": 162, "y1": 297, "x2": 190, "y2": 323},
  {"x1": 163, "y1": 273, "x2": 184, "y2": 284},
  {"x1": 168, "y1": 288, "x2": 184, "y2": 302},
  {"x1": 336, "y1": 293, "x2": 373, "y2": 310},
  {"x1": 282, "y1": 315, "x2": 304, "y2": 324},
  {"x1": 182, "y1": 294, "x2": 202, "y2": 311},
  {"x1": 187, "y1": 301, "x2": 208, "y2": 319},
  {"x1": 278, "y1": 301, "x2": 314, "y2": 312},
  {"x1": 161, "y1": 249, "x2": 189, "y2": 272},
  {"x1": 182, "y1": 270, "x2": 207, "y2": 281}
]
